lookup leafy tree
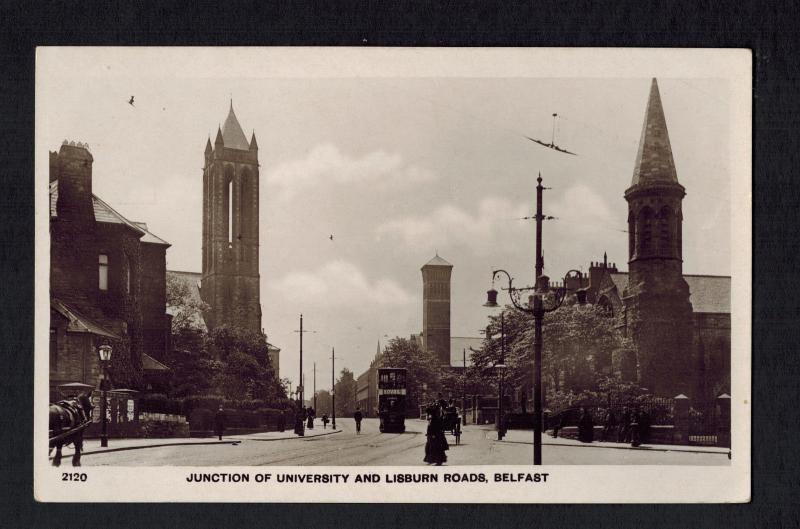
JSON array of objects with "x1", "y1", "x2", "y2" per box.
[
  {"x1": 334, "y1": 368, "x2": 357, "y2": 417},
  {"x1": 380, "y1": 337, "x2": 443, "y2": 412},
  {"x1": 315, "y1": 389, "x2": 333, "y2": 416},
  {"x1": 166, "y1": 273, "x2": 209, "y2": 334},
  {"x1": 471, "y1": 302, "x2": 631, "y2": 409}
]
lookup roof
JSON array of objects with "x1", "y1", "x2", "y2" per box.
[
  {"x1": 50, "y1": 181, "x2": 170, "y2": 246},
  {"x1": 221, "y1": 102, "x2": 250, "y2": 150},
  {"x1": 422, "y1": 254, "x2": 453, "y2": 268},
  {"x1": 51, "y1": 298, "x2": 122, "y2": 339},
  {"x1": 630, "y1": 78, "x2": 680, "y2": 187},
  {"x1": 142, "y1": 353, "x2": 170, "y2": 371},
  {"x1": 607, "y1": 272, "x2": 730, "y2": 314},
  {"x1": 165, "y1": 270, "x2": 207, "y2": 331},
  {"x1": 450, "y1": 336, "x2": 482, "y2": 367}
]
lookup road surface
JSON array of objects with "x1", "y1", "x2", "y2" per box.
[{"x1": 77, "y1": 418, "x2": 730, "y2": 466}]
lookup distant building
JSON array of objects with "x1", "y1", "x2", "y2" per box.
[
  {"x1": 200, "y1": 102, "x2": 262, "y2": 334},
  {"x1": 355, "y1": 342, "x2": 382, "y2": 417},
  {"x1": 49, "y1": 142, "x2": 170, "y2": 399},
  {"x1": 420, "y1": 254, "x2": 453, "y2": 365}
]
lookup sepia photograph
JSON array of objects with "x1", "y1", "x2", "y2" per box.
[{"x1": 35, "y1": 47, "x2": 750, "y2": 502}]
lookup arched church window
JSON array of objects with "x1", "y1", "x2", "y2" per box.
[
  {"x1": 227, "y1": 179, "x2": 234, "y2": 244},
  {"x1": 639, "y1": 207, "x2": 654, "y2": 255},
  {"x1": 628, "y1": 211, "x2": 636, "y2": 258},
  {"x1": 658, "y1": 206, "x2": 673, "y2": 256}
]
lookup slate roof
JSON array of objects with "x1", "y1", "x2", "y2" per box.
[
  {"x1": 221, "y1": 102, "x2": 250, "y2": 150},
  {"x1": 630, "y1": 78, "x2": 680, "y2": 187},
  {"x1": 51, "y1": 298, "x2": 122, "y2": 339},
  {"x1": 49, "y1": 181, "x2": 170, "y2": 246},
  {"x1": 423, "y1": 254, "x2": 453, "y2": 267},
  {"x1": 142, "y1": 353, "x2": 170, "y2": 371},
  {"x1": 607, "y1": 271, "x2": 730, "y2": 314}
]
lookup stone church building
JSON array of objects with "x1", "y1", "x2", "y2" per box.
[{"x1": 573, "y1": 79, "x2": 731, "y2": 402}]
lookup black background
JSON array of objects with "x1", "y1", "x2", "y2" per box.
[{"x1": 1, "y1": 2, "x2": 796, "y2": 527}]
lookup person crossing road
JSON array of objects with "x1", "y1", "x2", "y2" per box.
[{"x1": 354, "y1": 407, "x2": 363, "y2": 434}]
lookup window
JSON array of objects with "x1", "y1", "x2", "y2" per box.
[
  {"x1": 125, "y1": 254, "x2": 131, "y2": 294},
  {"x1": 228, "y1": 179, "x2": 234, "y2": 243},
  {"x1": 49, "y1": 328, "x2": 57, "y2": 369},
  {"x1": 99, "y1": 254, "x2": 109, "y2": 290}
]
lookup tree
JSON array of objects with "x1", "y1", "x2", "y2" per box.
[
  {"x1": 166, "y1": 273, "x2": 209, "y2": 334},
  {"x1": 334, "y1": 368, "x2": 357, "y2": 417},
  {"x1": 315, "y1": 389, "x2": 333, "y2": 416},
  {"x1": 380, "y1": 337, "x2": 443, "y2": 413},
  {"x1": 471, "y1": 302, "x2": 631, "y2": 409}
]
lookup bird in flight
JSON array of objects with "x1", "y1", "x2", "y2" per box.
[
  {"x1": 127, "y1": 96, "x2": 135, "y2": 107},
  {"x1": 329, "y1": 234, "x2": 334, "y2": 241}
]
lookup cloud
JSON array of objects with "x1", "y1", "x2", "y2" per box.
[
  {"x1": 547, "y1": 184, "x2": 616, "y2": 233},
  {"x1": 268, "y1": 260, "x2": 413, "y2": 309},
  {"x1": 265, "y1": 143, "x2": 437, "y2": 200},
  {"x1": 375, "y1": 196, "x2": 529, "y2": 250}
]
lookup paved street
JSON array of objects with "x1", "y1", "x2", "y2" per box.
[{"x1": 60, "y1": 418, "x2": 730, "y2": 466}]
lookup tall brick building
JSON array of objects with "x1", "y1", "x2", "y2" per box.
[
  {"x1": 200, "y1": 103, "x2": 262, "y2": 333},
  {"x1": 420, "y1": 254, "x2": 453, "y2": 365},
  {"x1": 49, "y1": 142, "x2": 171, "y2": 400}
]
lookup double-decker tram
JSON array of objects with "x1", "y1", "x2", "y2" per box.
[{"x1": 377, "y1": 367, "x2": 407, "y2": 433}]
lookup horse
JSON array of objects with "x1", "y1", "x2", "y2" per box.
[{"x1": 49, "y1": 394, "x2": 94, "y2": 467}]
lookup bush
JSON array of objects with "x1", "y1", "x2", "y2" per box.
[
  {"x1": 189, "y1": 408, "x2": 215, "y2": 430},
  {"x1": 182, "y1": 394, "x2": 224, "y2": 416},
  {"x1": 139, "y1": 393, "x2": 182, "y2": 415}
]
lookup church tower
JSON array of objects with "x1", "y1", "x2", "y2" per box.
[
  {"x1": 622, "y1": 79, "x2": 694, "y2": 396},
  {"x1": 421, "y1": 254, "x2": 453, "y2": 365},
  {"x1": 201, "y1": 102, "x2": 262, "y2": 333}
]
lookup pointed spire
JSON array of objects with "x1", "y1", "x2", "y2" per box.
[
  {"x1": 630, "y1": 78, "x2": 679, "y2": 187},
  {"x1": 205, "y1": 136, "x2": 213, "y2": 154},
  {"x1": 221, "y1": 102, "x2": 250, "y2": 150},
  {"x1": 603, "y1": 251, "x2": 608, "y2": 267},
  {"x1": 214, "y1": 125, "x2": 224, "y2": 145},
  {"x1": 249, "y1": 130, "x2": 258, "y2": 151}
]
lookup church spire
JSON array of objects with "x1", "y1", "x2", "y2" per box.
[
  {"x1": 630, "y1": 78, "x2": 679, "y2": 187},
  {"x1": 221, "y1": 101, "x2": 250, "y2": 150},
  {"x1": 249, "y1": 130, "x2": 258, "y2": 151}
]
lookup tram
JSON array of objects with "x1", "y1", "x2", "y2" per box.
[{"x1": 377, "y1": 367, "x2": 407, "y2": 433}]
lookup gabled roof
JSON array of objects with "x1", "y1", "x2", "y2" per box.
[
  {"x1": 51, "y1": 298, "x2": 122, "y2": 339},
  {"x1": 142, "y1": 353, "x2": 170, "y2": 371},
  {"x1": 605, "y1": 271, "x2": 730, "y2": 314},
  {"x1": 50, "y1": 181, "x2": 170, "y2": 246},
  {"x1": 630, "y1": 78, "x2": 680, "y2": 187},
  {"x1": 423, "y1": 254, "x2": 453, "y2": 267},
  {"x1": 221, "y1": 102, "x2": 250, "y2": 150}
]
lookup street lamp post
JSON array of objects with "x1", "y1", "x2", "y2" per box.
[
  {"x1": 330, "y1": 347, "x2": 341, "y2": 429},
  {"x1": 97, "y1": 344, "x2": 112, "y2": 448},
  {"x1": 485, "y1": 269, "x2": 583, "y2": 464}
]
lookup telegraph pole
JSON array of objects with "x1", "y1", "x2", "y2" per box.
[
  {"x1": 293, "y1": 314, "x2": 316, "y2": 406},
  {"x1": 313, "y1": 362, "x2": 317, "y2": 412},
  {"x1": 331, "y1": 347, "x2": 336, "y2": 429},
  {"x1": 462, "y1": 348, "x2": 467, "y2": 426}
]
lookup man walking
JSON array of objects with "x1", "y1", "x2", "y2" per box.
[
  {"x1": 214, "y1": 405, "x2": 226, "y2": 441},
  {"x1": 354, "y1": 407, "x2": 363, "y2": 434}
]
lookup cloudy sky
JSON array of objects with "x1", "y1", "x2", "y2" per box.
[{"x1": 38, "y1": 49, "x2": 740, "y2": 391}]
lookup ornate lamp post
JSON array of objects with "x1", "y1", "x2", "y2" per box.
[
  {"x1": 482, "y1": 307, "x2": 509, "y2": 440},
  {"x1": 97, "y1": 343, "x2": 112, "y2": 448},
  {"x1": 484, "y1": 268, "x2": 584, "y2": 465}
]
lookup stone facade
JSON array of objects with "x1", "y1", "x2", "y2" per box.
[
  {"x1": 49, "y1": 142, "x2": 171, "y2": 400},
  {"x1": 200, "y1": 104, "x2": 262, "y2": 333}
]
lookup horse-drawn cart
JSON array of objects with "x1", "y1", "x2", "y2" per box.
[{"x1": 442, "y1": 406, "x2": 462, "y2": 445}]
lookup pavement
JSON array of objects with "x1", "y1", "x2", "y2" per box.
[
  {"x1": 49, "y1": 424, "x2": 342, "y2": 461},
  {"x1": 497, "y1": 427, "x2": 732, "y2": 455}
]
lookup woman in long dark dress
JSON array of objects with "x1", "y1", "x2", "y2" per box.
[
  {"x1": 578, "y1": 407, "x2": 594, "y2": 443},
  {"x1": 423, "y1": 404, "x2": 449, "y2": 465}
]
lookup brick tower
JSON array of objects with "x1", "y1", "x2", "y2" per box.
[
  {"x1": 421, "y1": 254, "x2": 452, "y2": 365},
  {"x1": 622, "y1": 79, "x2": 694, "y2": 396},
  {"x1": 201, "y1": 102, "x2": 262, "y2": 333}
]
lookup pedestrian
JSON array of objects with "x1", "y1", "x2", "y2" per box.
[
  {"x1": 278, "y1": 411, "x2": 286, "y2": 432},
  {"x1": 214, "y1": 405, "x2": 226, "y2": 441},
  {"x1": 321, "y1": 413, "x2": 329, "y2": 430},
  {"x1": 307, "y1": 406, "x2": 315, "y2": 429},
  {"x1": 602, "y1": 409, "x2": 618, "y2": 441},
  {"x1": 551, "y1": 412, "x2": 562, "y2": 439},
  {"x1": 619, "y1": 407, "x2": 631, "y2": 443},
  {"x1": 423, "y1": 403, "x2": 448, "y2": 465},
  {"x1": 630, "y1": 409, "x2": 641, "y2": 447},
  {"x1": 354, "y1": 407, "x2": 363, "y2": 434},
  {"x1": 578, "y1": 407, "x2": 594, "y2": 443},
  {"x1": 638, "y1": 409, "x2": 651, "y2": 445},
  {"x1": 294, "y1": 406, "x2": 305, "y2": 437}
]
